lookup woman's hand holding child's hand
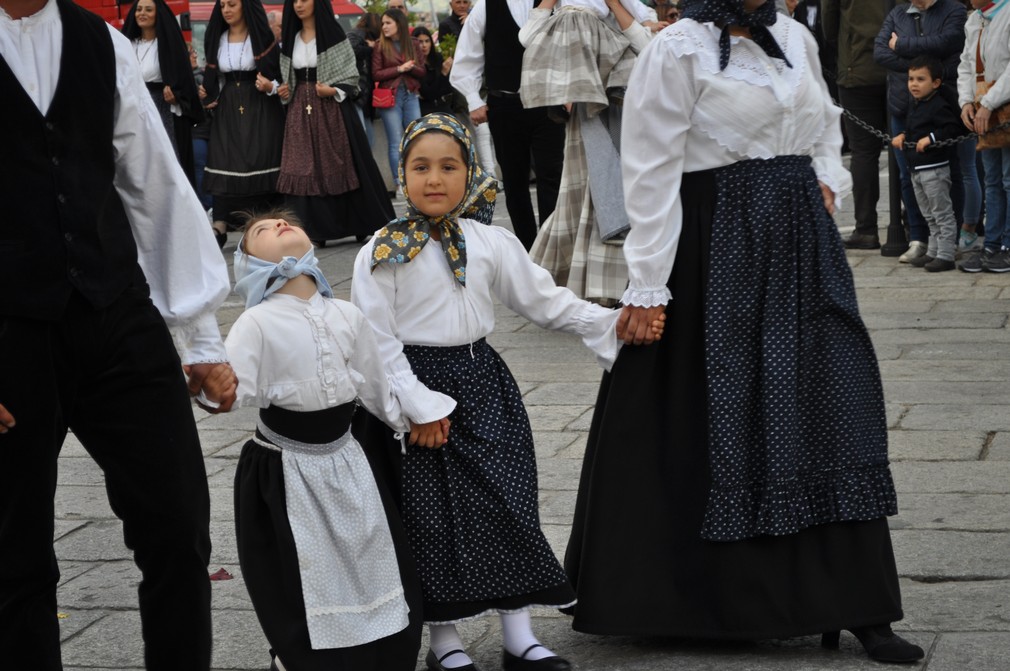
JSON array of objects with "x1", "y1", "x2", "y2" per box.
[
  {"x1": 184, "y1": 363, "x2": 238, "y2": 414},
  {"x1": 617, "y1": 306, "x2": 666, "y2": 345},
  {"x1": 409, "y1": 417, "x2": 452, "y2": 448}
]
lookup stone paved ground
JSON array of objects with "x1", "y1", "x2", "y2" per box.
[{"x1": 54, "y1": 174, "x2": 1010, "y2": 669}]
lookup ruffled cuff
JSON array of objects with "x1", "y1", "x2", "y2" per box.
[
  {"x1": 574, "y1": 304, "x2": 623, "y2": 371},
  {"x1": 170, "y1": 311, "x2": 228, "y2": 366},
  {"x1": 388, "y1": 369, "x2": 457, "y2": 424},
  {"x1": 621, "y1": 285, "x2": 672, "y2": 308}
]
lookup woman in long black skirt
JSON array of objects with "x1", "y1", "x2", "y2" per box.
[
  {"x1": 122, "y1": 0, "x2": 203, "y2": 184},
  {"x1": 564, "y1": 0, "x2": 924, "y2": 663},
  {"x1": 275, "y1": 0, "x2": 394, "y2": 246},
  {"x1": 201, "y1": 0, "x2": 285, "y2": 237}
]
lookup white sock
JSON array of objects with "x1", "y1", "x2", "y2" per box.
[
  {"x1": 429, "y1": 624, "x2": 473, "y2": 669},
  {"x1": 500, "y1": 610, "x2": 554, "y2": 661}
]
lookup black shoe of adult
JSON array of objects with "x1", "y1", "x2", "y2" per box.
[
  {"x1": 426, "y1": 648, "x2": 478, "y2": 671},
  {"x1": 821, "y1": 626, "x2": 924, "y2": 664},
  {"x1": 502, "y1": 644, "x2": 572, "y2": 671},
  {"x1": 843, "y1": 232, "x2": 881, "y2": 250}
]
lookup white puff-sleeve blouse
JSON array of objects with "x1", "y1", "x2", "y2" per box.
[
  {"x1": 620, "y1": 15, "x2": 852, "y2": 308},
  {"x1": 225, "y1": 292, "x2": 450, "y2": 433},
  {"x1": 351, "y1": 221, "x2": 622, "y2": 423}
]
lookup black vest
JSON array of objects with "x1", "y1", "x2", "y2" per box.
[
  {"x1": 0, "y1": 0, "x2": 142, "y2": 320},
  {"x1": 484, "y1": 0, "x2": 527, "y2": 92}
]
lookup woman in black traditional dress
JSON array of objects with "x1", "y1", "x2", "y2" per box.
[
  {"x1": 564, "y1": 0, "x2": 925, "y2": 664},
  {"x1": 275, "y1": 0, "x2": 394, "y2": 246},
  {"x1": 201, "y1": 0, "x2": 285, "y2": 239},
  {"x1": 122, "y1": 0, "x2": 204, "y2": 184}
]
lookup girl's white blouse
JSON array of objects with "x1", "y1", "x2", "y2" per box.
[
  {"x1": 225, "y1": 292, "x2": 456, "y2": 430},
  {"x1": 620, "y1": 16, "x2": 852, "y2": 308},
  {"x1": 352, "y1": 221, "x2": 621, "y2": 421}
]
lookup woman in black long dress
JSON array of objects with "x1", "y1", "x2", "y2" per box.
[
  {"x1": 275, "y1": 0, "x2": 394, "y2": 246},
  {"x1": 201, "y1": 0, "x2": 285, "y2": 237},
  {"x1": 564, "y1": 0, "x2": 924, "y2": 664},
  {"x1": 122, "y1": 0, "x2": 204, "y2": 184}
]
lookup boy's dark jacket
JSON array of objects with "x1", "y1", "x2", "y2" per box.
[{"x1": 902, "y1": 85, "x2": 967, "y2": 170}]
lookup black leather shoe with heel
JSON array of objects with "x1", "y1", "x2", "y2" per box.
[
  {"x1": 821, "y1": 625, "x2": 924, "y2": 663},
  {"x1": 502, "y1": 644, "x2": 572, "y2": 671}
]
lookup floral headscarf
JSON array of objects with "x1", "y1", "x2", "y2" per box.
[
  {"x1": 369, "y1": 113, "x2": 497, "y2": 286},
  {"x1": 680, "y1": 0, "x2": 791, "y2": 71}
]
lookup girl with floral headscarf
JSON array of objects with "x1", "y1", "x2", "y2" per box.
[
  {"x1": 351, "y1": 114, "x2": 659, "y2": 671},
  {"x1": 563, "y1": 0, "x2": 923, "y2": 664}
]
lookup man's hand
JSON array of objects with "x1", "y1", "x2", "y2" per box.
[
  {"x1": 0, "y1": 403, "x2": 15, "y2": 435},
  {"x1": 470, "y1": 105, "x2": 488, "y2": 125},
  {"x1": 616, "y1": 304, "x2": 666, "y2": 345},
  {"x1": 184, "y1": 363, "x2": 238, "y2": 413}
]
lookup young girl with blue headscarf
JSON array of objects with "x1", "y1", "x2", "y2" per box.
[
  {"x1": 224, "y1": 209, "x2": 456, "y2": 671},
  {"x1": 351, "y1": 113, "x2": 663, "y2": 671}
]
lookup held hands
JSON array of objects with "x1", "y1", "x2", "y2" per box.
[
  {"x1": 408, "y1": 417, "x2": 452, "y2": 448},
  {"x1": 163, "y1": 85, "x2": 177, "y2": 104},
  {"x1": 0, "y1": 403, "x2": 14, "y2": 435},
  {"x1": 819, "y1": 181, "x2": 836, "y2": 215},
  {"x1": 616, "y1": 305, "x2": 666, "y2": 345},
  {"x1": 278, "y1": 83, "x2": 291, "y2": 101},
  {"x1": 184, "y1": 363, "x2": 238, "y2": 414},
  {"x1": 470, "y1": 105, "x2": 488, "y2": 125}
]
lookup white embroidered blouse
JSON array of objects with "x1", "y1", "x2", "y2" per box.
[
  {"x1": 225, "y1": 292, "x2": 456, "y2": 429},
  {"x1": 351, "y1": 221, "x2": 621, "y2": 422},
  {"x1": 620, "y1": 16, "x2": 852, "y2": 308}
]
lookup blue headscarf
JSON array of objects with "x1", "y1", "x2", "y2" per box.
[
  {"x1": 680, "y1": 0, "x2": 791, "y2": 71},
  {"x1": 233, "y1": 244, "x2": 334, "y2": 309}
]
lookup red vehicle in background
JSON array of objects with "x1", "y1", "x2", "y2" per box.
[
  {"x1": 189, "y1": 0, "x2": 365, "y2": 64},
  {"x1": 73, "y1": 0, "x2": 193, "y2": 38}
]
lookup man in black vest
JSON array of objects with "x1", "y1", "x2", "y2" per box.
[
  {"x1": 0, "y1": 0, "x2": 237, "y2": 668},
  {"x1": 450, "y1": 0, "x2": 565, "y2": 250}
]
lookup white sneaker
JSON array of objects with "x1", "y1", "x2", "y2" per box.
[{"x1": 898, "y1": 240, "x2": 927, "y2": 263}]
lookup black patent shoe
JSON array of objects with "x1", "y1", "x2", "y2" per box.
[
  {"x1": 822, "y1": 625, "x2": 924, "y2": 664},
  {"x1": 426, "y1": 647, "x2": 478, "y2": 671},
  {"x1": 843, "y1": 232, "x2": 881, "y2": 250},
  {"x1": 502, "y1": 644, "x2": 572, "y2": 671}
]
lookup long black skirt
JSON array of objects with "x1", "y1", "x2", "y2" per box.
[
  {"x1": 284, "y1": 98, "x2": 395, "y2": 243},
  {"x1": 146, "y1": 82, "x2": 196, "y2": 185},
  {"x1": 234, "y1": 409, "x2": 423, "y2": 670},
  {"x1": 564, "y1": 160, "x2": 904, "y2": 639},
  {"x1": 204, "y1": 71, "x2": 284, "y2": 229}
]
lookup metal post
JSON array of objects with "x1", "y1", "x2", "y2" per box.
[{"x1": 881, "y1": 114, "x2": 906, "y2": 257}]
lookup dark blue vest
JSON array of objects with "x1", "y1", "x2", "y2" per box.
[{"x1": 0, "y1": 0, "x2": 143, "y2": 320}]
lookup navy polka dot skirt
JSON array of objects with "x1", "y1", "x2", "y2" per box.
[
  {"x1": 702, "y1": 155, "x2": 897, "y2": 541},
  {"x1": 565, "y1": 158, "x2": 903, "y2": 638},
  {"x1": 401, "y1": 339, "x2": 575, "y2": 623}
]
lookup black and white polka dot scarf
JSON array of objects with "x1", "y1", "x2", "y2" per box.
[{"x1": 680, "y1": 0, "x2": 791, "y2": 71}]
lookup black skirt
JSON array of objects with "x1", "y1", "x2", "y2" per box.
[
  {"x1": 145, "y1": 82, "x2": 195, "y2": 185},
  {"x1": 400, "y1": 339, "x2": 575, "y2": 623},
  {"x1": 234, "y1": 406, "x2": 422, "y2": 669},
  {"x1": 564, "y1": 159, "x2": 903, "y2": 639},
  {"x1": 203, "y1": 71, "x2": 284, "y2": 199}
]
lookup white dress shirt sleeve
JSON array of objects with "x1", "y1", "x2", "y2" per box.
[
  {"x1": 347, "y1": 309, "x2": 411, "y2": 433},
  {"x1": 485, "y1": 226, "x2": 622, "y2": 370},
  {"x1": 350, "y1": 246, "x2": 459, "y2": 425},
  {"x1": 620, "y1": 34, "x2": 694, "y2": 308},
  {"x1": 109, "y1": 26, "x2": 230, "y2": 365},
  {"x1": 449, "y1": 0, "x2": 489, "y2": 111}
]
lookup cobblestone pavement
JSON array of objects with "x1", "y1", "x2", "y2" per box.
[{"x1": 54, "y1": 177, "x2": 1010, "y2": 670}]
